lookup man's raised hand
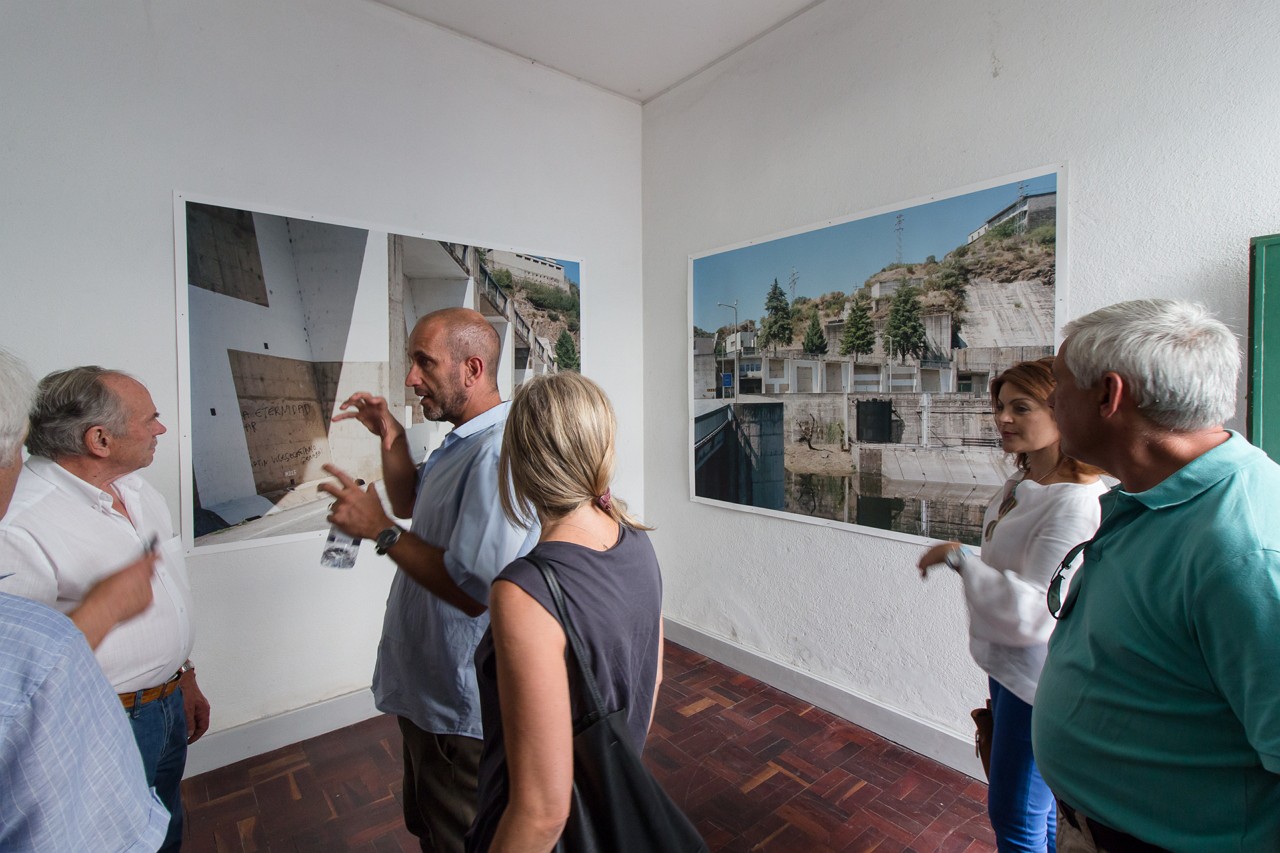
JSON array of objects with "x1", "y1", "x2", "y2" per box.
[{"x1": 333, "y1": 392, "x2": 404, "y2": 451}]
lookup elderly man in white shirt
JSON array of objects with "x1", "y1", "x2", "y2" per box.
[
  {"x1": 0, "y1": 348, "x2": 170, "y2": 851},
  {"x1": 0, "y1": 366, "x2": 209, "y2": 852}
]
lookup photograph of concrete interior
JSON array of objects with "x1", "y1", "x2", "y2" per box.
[
  {"x1": 183, "y1": 200, "x2": 577, "y2": 549},
  {"x1": 692, "y1": 171, "x2": 1058, "y2": 545}
]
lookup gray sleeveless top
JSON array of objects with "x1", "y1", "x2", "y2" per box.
[{"x1": 467, "y1": 525, "x2": 663, "y2": 851}]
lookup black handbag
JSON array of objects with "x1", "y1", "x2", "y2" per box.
[{"x1": 530, "y1": 556, "x2": 709, "y2": 853}]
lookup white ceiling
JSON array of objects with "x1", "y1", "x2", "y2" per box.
[{"x1": 371, "y1": 0, "x2": 824, "y2": 103}]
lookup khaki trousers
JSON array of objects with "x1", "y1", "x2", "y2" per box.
[
  {"x1": 1057, "y1": 809, "x2": 1104, "y2": 853},
  {"x1": 398, "y1": 716, "x2": 484, "y2": 853},
  {"x1": 1056, "y1": 804, "x2": 1169, "y2": 853}
]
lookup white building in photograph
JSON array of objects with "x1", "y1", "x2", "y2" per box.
[{"x1": 486, "y1": 249, "x2": 568, "y2": 290}]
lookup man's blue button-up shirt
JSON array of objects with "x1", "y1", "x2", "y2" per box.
[{"x1": 372, "y1": 401, "x2": 539, "y2": 737}]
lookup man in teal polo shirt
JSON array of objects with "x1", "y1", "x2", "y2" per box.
[{"x1": 1033, "y1": 299, "x2": 1280, "y2": 852}]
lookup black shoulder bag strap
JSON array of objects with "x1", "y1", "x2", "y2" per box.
[{"x1": 529, "y1": 554, "x2": 608, "y2": 726}]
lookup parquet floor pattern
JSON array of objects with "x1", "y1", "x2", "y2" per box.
[{"x1": 183, "y1": 642, "x2": 995, "y2": 852}]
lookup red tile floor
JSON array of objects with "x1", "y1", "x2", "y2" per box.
[{"x1": 183, "y1": 642, "x2": 995, "y2": 852}]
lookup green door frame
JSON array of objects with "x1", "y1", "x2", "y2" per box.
[{"x1": 1248, "y1": 233, "x2": 1280, "y2": 460}]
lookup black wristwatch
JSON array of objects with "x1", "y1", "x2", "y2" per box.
[{"x1": 375, "y1": 525, "x2": 404, "y2": 556}]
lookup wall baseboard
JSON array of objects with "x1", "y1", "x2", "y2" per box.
[
  {"x1": 663, "y1": 618, "x2": 984, "y2": 781},
  {"x1": 185, "y1": 628, "x2": 984, "y2": 782},
  {"x1": 184, "y1": 689, "x2": 381, "y2": 778}
]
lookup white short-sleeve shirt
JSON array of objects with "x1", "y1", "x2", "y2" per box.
[{"x1": 0, "y1": 457, "x2": 194, "y2": 693}]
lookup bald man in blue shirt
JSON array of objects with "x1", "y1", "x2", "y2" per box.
[{"x1": 322, "y1": 308, "x2": 538, "y2": 853}]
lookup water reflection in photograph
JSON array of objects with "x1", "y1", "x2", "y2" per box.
[{"x1": 784, "y1": 471, "x2": 1000, "y2": 546}]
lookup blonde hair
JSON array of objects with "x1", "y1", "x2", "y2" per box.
[{"x1": 499, "y1": 372, "x2": 649, "y2": 530}]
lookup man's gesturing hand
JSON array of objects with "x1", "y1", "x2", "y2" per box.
[
  {"x1": 320, "y1": 464, "x2": 393, "y2": 541},
  {"x1": 332, "y1": 393, "x2": 404, "y2": 452}
]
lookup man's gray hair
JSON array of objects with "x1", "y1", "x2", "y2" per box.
[
  {"x1": 0, "y1": 349, "x2": 37, "y2": 465},
  {"x1": 26, "y1": 366, "x2": 131, "y2": 460},
  {"x1": 1062, "y1": 299, "x2": 1240, "y2": 431}
]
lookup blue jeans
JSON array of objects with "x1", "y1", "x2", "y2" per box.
[
  {"x1": 127, "y1": 686, "x2": 188, "y2": 852},
  {"x1": 988, "y1": 678, "x2": 1055, "y2": 853}
]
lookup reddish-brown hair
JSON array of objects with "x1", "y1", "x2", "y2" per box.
[{"x1": 990, "y1": 356, "x2": 1105, "y2": 480}]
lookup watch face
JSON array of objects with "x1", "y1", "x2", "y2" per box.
[{"x1": 376, "y1": 527, "x2": 401, "y2": 552}]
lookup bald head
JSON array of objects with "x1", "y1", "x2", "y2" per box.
[
  {"x1": 405, "y1": 308, "x2": 504, "y2": 426},
  {"x1": 413, "y1": 307, "x2": 501, "y2": 387}
]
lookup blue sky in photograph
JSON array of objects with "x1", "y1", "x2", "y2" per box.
[
  {"x1": 555, "y1": 258, "x2": 580, "y2": 285},
  {"x1": 692, "y1": 173, "x2": 1055, "y2": 332}
]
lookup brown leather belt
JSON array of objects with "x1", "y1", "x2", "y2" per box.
[{"x1": 119, "y1": 671, "x2": 181, "y2": 710}]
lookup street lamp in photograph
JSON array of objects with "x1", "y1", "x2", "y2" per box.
[{"x1": 717, "y1": 300, "x2": 739, "y2": 399}]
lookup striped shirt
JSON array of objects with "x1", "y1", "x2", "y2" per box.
[{"x1": 0, "y1": 591, "x2": 169, "y2": 851}]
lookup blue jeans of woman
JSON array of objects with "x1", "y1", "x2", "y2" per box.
[
  {"x1": 988, "y1": 677, "x2": 1055, "y2": 853},
  {"x1": 128, "y1": 687, "x2": 188, "y2": 852}
]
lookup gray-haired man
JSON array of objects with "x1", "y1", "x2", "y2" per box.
[
  {"x1": 1033, "y1": 300, "x2": 1280, "y2": 851},
  {"x1": 0, "y1": 350, "x2": 169, "y2": 849},
  {"x1": 0, "y1": 366, "x2": 209, "y2": 851}
]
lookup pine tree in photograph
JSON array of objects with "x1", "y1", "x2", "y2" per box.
[
  {"x1": 802, "y1": 312, "x2": 828, "y2": 355},
  {"x1": 884, "y1": 283, "x2": 927, "y2": 363},
  {"x1": 839, "y1": 292, "x2": 876, "y2": 364},
  {"x1": 759, "y1": 278, "x2": 793, "y2": 352},
  {"x1": 554, "y1": 329, "x2": 580, "y2": 372}
]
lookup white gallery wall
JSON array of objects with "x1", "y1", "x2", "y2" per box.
[
  {"x1": 1, "y1": 0, "x2": 642, "y2": 772},
  {"x1": 643, "y1": 0, "x2": 1280, "y2": 773}
]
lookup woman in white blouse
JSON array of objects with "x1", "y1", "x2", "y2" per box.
[{"x1": 918, "y1": 357, "x2": 1106, "y2": 853}]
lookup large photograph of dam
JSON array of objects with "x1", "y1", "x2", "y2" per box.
[{"x1": 689, "y1": 169, "x2": 1061, "y2": 545}]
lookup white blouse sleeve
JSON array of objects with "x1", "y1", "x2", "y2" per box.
[{"x1": 958, "y1": 489, "x2": 1102, "y2": 646}]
